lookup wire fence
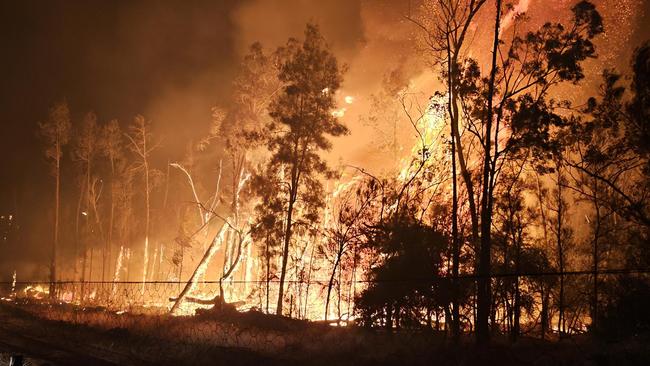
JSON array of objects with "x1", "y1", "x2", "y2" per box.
[{"x1": 2, "y1": 267, "x2": 649, "y2": 312}]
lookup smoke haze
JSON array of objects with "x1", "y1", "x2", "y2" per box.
[{"x1": 0, "y1": 0, "x2": 647, "y2": 279}]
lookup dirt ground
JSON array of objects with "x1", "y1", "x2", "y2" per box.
[
  {"x1": 1, "y1": 302, "x2": 649, "y2": 366},
  {"x1": 0, "y1": 303, "x2": 280, "y2": 366}
]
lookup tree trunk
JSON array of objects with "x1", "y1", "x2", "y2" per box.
[
  {"x1": 512, "y1": 235, "x2": 521, "y2": 342},
  {"x1": 325, "y1": 245, "x2": 343, "y2": 321},
  {"x1": 277, "y1": 171, "x2": 298, "y2": 316},
  {"x1": 592, "y1": 178, "x2": 600, "y2": 329},
  {"x1": 73, "y1": 179, "x2": 84, "y2": 289},
  {"x1": 105, "y1": 158, "x2": 115, "y2": 283},
  {"x1": 556, "y1": 163, "x2": 565, "y2": 337},
  {"x1": 219, "y1": 230, "x2": 245, "y2": 304},
  {"x1": 450, "y1": 90, "x2": 461, "y2": 341},
  {"x1": 265, "y1": 234, "x2": 271, "y2": 314},
  {"x1": 541, "y1": 285, "x2": 550, "y2": 340},
  {"x1": 170, "y1": 222, "x2": 228, "y2": 314},
  {"x1": 141, "y1": 132, "x2": 150, "y2": 294},
  {"x1": 477, "y1": 0, "x2": 501, "y2": 345},
  {"x1": 81, "y1": 158, "x2": 91, "y2": 301},
  {"x1": 49, "y1": 151, "x2": 60, "y2": 299},
  {"x1": 304, "y1": 239, "x2": 316, "y2": 318}
]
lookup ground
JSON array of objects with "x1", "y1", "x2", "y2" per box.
[
  {"x1": 0, "y1": 302, "x2": 648, "y2": 366},
  {"x1": 0, "y1": 303, "x2": 276, "y2": 366}
]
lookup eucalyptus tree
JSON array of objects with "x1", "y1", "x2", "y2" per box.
[
  {"x1": 256, "y1": 23, "x2": 349, "y2": 316},
  {"x1": 412, "y1": 0, "x2": 603, "y2": 342},
  {"x1": 322, "y1": 178, "x2": 376, "y2": 322},
  {"x1": 38, "y1": 101, "x2": 72, "y2": 297},
  {"x1": 72, "y1": 111, "x2": 100, "y2": 286},
  {"x1": 125, "y1": 115, "x2": 160, "y2": 292},
  {"x1": 564, "y1": 44, "x2": 650, "y2": 329},
  {"x1": 170, "y1": 42, "x2": 280, "y2": 313},
  {"x1": 99, "y1": 119, "x2": 124, "y2": 282}
]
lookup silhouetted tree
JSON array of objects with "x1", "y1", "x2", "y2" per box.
[
  {"x1": 255, "y1": 23, "x2": 349, "y2": 316},
  {"x1": 565, "y1": 42, "x2": 650, "y2": 337},
  {"x1": 321, "y1": 177, "x2": 374, "y2": 321},
  {"x1": 414, "y1": 0, "x2": 603, "y2": 342},
  {"x1": 38, "y1": 101, "x2": 72, "y2": 297},
  {"x1": 72, "y1": 111, "x2": 100, "y2": 288},
  {"x1": 355, "y1": 211, "x2": 448, "y2": 330},
  {"x1": 125, "y1": 115, "x2": 159, "y2": 292},
  {"x1": 99, "y1": 119, "x2": 124, "y2": 282}
]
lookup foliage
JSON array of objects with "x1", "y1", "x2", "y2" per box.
[
  {"x1": 252, "y1": 23, "x2": 349, "y2": 314},
  {"x1": 38, "y1": 101, "x2": 72, "y2": 171},
  {"x1": 355, "y1": 211, "x2": 448, "y2": 329}
]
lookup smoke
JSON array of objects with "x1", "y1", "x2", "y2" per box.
[
  {"x1": 133, "y1": 0, "x2": 646, "y2": 175},
  {"x1": 0, "y1": 0, "x2": 646, "y2": 281},
  {"x1": 500, "y1": 0, "x2": 531, "y2": 33},
  {"x1": 227, "y1": 0, "x2": 428, "y2": 172},
  {"x1": 231, "y1": 0, "x2": 364, "y2": 58}
]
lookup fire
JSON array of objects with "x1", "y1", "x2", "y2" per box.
[
  {"x1": 170, "y1": 223, "x2": 228, "y2": 316},
  {"x1": 332, "y1": 108, "x2": 346, "y2": 118},
  {"x1": 398, "y1": 93, "x2": 447, "y2": 182},
  {"x1": 11, "y1": 270, "x2": 16, "y2": 295},
  {"x1": 23, "y1": 285, "x2": 48, "y2": 300}
]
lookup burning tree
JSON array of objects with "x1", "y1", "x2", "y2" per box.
[
  {"x1": 255, "y1": 23, "x2": 349, "y2": 316},
  {"x1": 169, "y1": 42, "x2": 280, "y2": 314},
  {"x1": 125, "y1": 115, "x2": 160, "y2": 293},
  {"x1": 72, "y1": 111, "x2": 100, "y2": 289},
  {"x1": 99, "y1": 119, "x2": 125, "y2": 282},
  {"x1": 38, "y1": 100, "x2": 72, "y2": 298},
  {"x1": 411, "y1": 0, "x2": 604, "y2": 342},
  {"x1": 321, "y1": 176, "x2": 374, "y2": 322}
]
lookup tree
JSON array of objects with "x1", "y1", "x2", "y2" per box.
[
  {"x1": 355, "y1": 211, "x2": 448, "y2": 330},
  {"x1": 99, "y1": 119, "x2": 124, "y2": 282},
  {"x1": 210, "y1": 42, "x2": 280, "y2": 304},
  {"x1": 170, "y1": 42, "x2": 280, "y2": 314},
  {"x1": 125, "y1": 115, "x2": 159, "y2": 292},
  {"x1": 38, "y1": 101, "x2": 72, "y2": 298},
  {"x1": 566, "y1": 46, "x2": 650, "y2": 230},
  {"x1": 492, "y1": 161, "x2": 527, "y2": 340},
  {"x1": 413, "y1": 0, "x2": 603, "y2": 342},
  {"x1": 72, "y1": 111, "x2": 100, "y2": 288},
  {"x1": 565, "y1": 43, "x2": 650, "y2": 332},
  {"x1": 256, "y1": 23, "x2": 349, "y2": 316},
  {"x1": 321, "y1": 177, "x2": 374, "y2": 321},
  {"x1": 548, "y1": 159, "x2": 573, "y2": 335},
  {"x1": 409, "y1": 1, "x2": 487, "y2": 338}
]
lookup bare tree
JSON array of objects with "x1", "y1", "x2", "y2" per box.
[
  {"x1": 125, "y1": 115, "x2": 159, "y2": 293},
  {"x1": 322, "y1": 177, "x2": 374, "y2": 322},
  {"x1": 170, "y1": 42, "x2": 279, "y2": 314},
  {"x1": 257, "y1": 24, "x2": 349, "y2": 316},
  {"x1": 99, "y1": 119, "x2": 124, "y2": 282},
  {"x1": 72, "y1": 111, "x2": 100, "y2": 290},
  {"x1": 38, "y1": 101, "x2": 72, "y2": 298}
]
